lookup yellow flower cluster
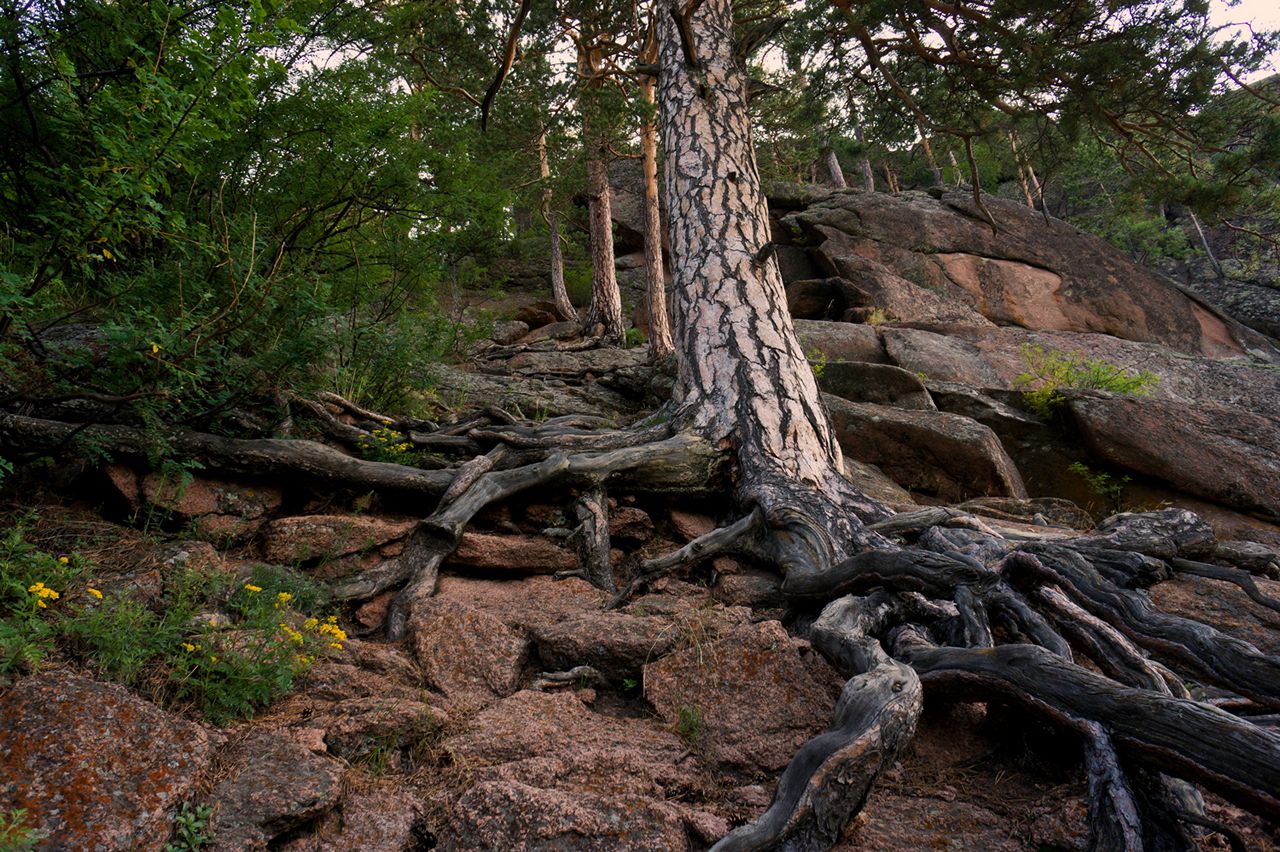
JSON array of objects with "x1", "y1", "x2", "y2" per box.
[
  {"x1": 87, "y1": 587, "x2": 103, "y2": 599},
  {"x1": 181, "y1": 642, "x2": 202, "y2": 653},
  {"x1": 361, "y1": 427, "x2": 412, "y2": 454},
  {"x1": 315, "y1": 616, "x2": 346, "y2": 650},
  {"x1": 278, "y1": 623, "x2": 305, "y2": 646},
  {"x1": 243, "y1": 583, "x2": 263, "y2": 594},
  {"x1": 274, "y1": 591, "x2": 293, "y2": 609},
  {"x1": 27, "y1": 582, "x2": 59, "y2": 609}
]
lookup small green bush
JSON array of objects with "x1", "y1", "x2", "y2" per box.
[
  {"x1": 677, "y1": 704, "x2": 704, "y2": 746},
  {"x1": 1015, "y1": 344, "x2": 1159, "y2": 417},
  {"x1": 1069, "y1": 462, "x2": 1133, "y2": 517},
  {"x1": 0, "y1": 525, "x2": 342, "y2": 725},
  {"x1": 0, "y1": 808, "x2": 47, "y2": 851},
  {"x1": 806, "y1": 348, "x2": 828, "y2": 380},
  {"x1": 164, "y1": 802, "x2": 214, "y2": 852},
  {"x1": 0, "y1": 522, "x2": 82, "y2": 678}
]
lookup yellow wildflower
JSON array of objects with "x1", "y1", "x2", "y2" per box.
[
  {"x1": 274, "y1": 591, "x2": 293, "y2": 609},
  {"x1": 58, "y1": 556, "x2": 69, "y2": 564},
  {"x1": 181, "y1": 642, "x2": 200, "y2": 653},
  {"x1": 36, "y1": 600, "x2": 47, "y2": 609},
  {"x1": 302, "y1": 617, "x2": 319, "y2": 631},
  {"x1": 87, "y1": 588, "x2": 103, "y2": 599},
  {"x1": 317, "y1": 623, "x2": 347, "y2": 642},
  {"x1": 328, "y1": 642, "x2": 343, "y2": 650},
  {"x1": 150, "y1": 342, "x2": 160, "y2": 354},
  {"x1": 28, "y1": 582, "x2": 59, "y2": 601},
  {"x1": 243, "y1": 584, "x2": 263, "y2": 593}
]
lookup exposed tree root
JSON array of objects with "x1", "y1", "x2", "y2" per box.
[
  {"x1": 608, "y1": 507, "x2": 764, "y2": 609},
  {"x1": 1172, "y1": 557, "x2": 1280, "y2": 616},
  {"x1": 713, "y1": 593, "x2": 923, "y2": 851},
  {"x1": 572, "y1": 485, "x2": 615, "y2": 592},
  {"x1": 895, "y1": 634, "x2": 1280, "y2": 822},
  {"x1": 0, "y1": 412, "x2": 454, "y2": 495},
  {"x1": 9, "y1": 406, "x2": 1280, "y2": 850}
]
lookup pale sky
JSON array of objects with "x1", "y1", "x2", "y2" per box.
[{"x1": 1210, "y1": 0, "x2": 1280, "y2": 80}]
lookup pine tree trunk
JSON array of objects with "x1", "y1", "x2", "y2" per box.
[
  {"x1": 1009, "y1": 131, "x2": 1036, "y2": 208},
  {"x1": 1009, "y1": 130, "x2": 1042, "y2": 209},
  {"x1": 919, "y1": 132, "x2": 943, "y2": 186},
  {"x1": 824, "y1": 145, "x2": 847, "y2": 188},
  {"x1": 539, "y1": 128, "x2": 576, "y2": 322},
  {"x1": 656, "y1": 0, "x2": 886, "y2": 576},
  {"x1": 576, "y1": 42, "x2": 625, "y2": 346},
  {"x1": 883, "y1": 162, "x2": 900, "y2": 194},
  {"x1": 853, "y1": 121, "x2": 875, "y2": 191},
  {"x1": 583, "y1": 113, "x2": 624, "y2": 344},
  {"x1": 641, "y1": 77, "x2": 674, "y2": 359}
]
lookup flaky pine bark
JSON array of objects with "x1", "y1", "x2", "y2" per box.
[
  {"x1": 656, "y1": 0, "x2": 885, "y2": 578},
  {"x1": 641, "y1": 75, "x2": 674, "y2": 359},
  {"x1": 577, "y1": 44, "x2": 624, "y2": 345},
  {"x1": 539, "y1": 128, "x2": 575, "y2": 321}
]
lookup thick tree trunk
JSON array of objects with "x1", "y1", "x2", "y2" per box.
[
  {"x1": 656, "y1": 0, "x2": 885, "y2": 580},
  {"x1": 641, "y1": 77, "x2": 674, "y2": 360},
  {"x1": 539, "y1": 128, "x2": 576, "y2": 322},
  {"x1": 581, "y1": 94, "x2": 625, "y2": 345}
]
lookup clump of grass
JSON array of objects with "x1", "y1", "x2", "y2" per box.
[{"x1": 677, "y1": 704, "x2": 704, "y2": 747}]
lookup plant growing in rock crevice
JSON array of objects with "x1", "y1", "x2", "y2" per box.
[{"x1": 1015, "y1": 344, "x2": 1160, "y2": 417}]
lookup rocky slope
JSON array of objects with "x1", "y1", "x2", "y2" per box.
[{"x1": 3, "y1": 185, "x2": 1280, "y2": 850}]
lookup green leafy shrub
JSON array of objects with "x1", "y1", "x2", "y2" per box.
[
  {"x1": 0, "y1": 808, "x2": 47, "y2": 851},
  {"x1": 164, "y1": 802, "x2": 214, "y2": 852},
  {"x1": 806, "y1": 348, "x2": 828, "y2": 380},
  {"x1": 677, "y1": 704, "x2": 704, "y2": 746},
  {"x1": 0, "y1": 524, "x2": 341, "y2": 725},
  {"x1": 1015, "y1": 344, "x2": 1160, "y2": 416},
  {"x1": 1068, "y1": 462, "x2": 1133, "y2": 518},
  {"x1": 564, "y1": 264, "x2": 594, "y2": 307},
  {"x1": 0, "y1": 522, "x2": 82, "y2": 678}
]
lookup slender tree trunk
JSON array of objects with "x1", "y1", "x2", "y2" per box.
[
  {"x1": 882, "y1": 162, "x2": 900, "y2": 194},
  {"x1": 824, "y1": 145, "x2": 847, "y2": 188},
  {"x1": 539, "y1": 128, "x2": 575, "y2": 321},
  {"x1": 919, "y1": 131, "x2": 943, "y2": 186},
  {"x1": 1008, "y1": 130, "x2": 1035, "y2": 208},
  {"x1": 583, "y1": 119, "x2": 624, "y2": 343},
  {"x1": 641, "y1": 76, "x2": 674, "y2": 359},
  {"x1": 852, "y1": 121, "x2": 875, "y2": 191},
  {"x1": 1188, "y1": 210, "x2": 1226, "y2": 279},
  {"x1": 578, "y1": 45, "x2": 625, "y2": 345},
  {"x1": 948, "y1": 148, "x2": 963, "y2": 185}
]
